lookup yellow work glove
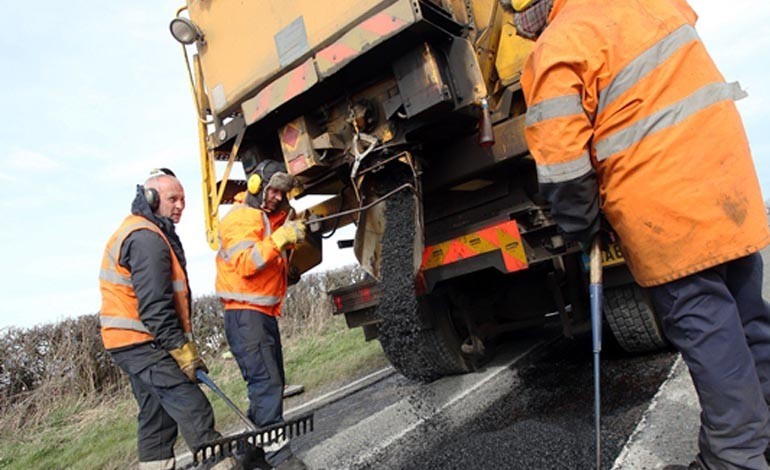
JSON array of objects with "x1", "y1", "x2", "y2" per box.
[
  {"x1": 270, "y1": 220, "x2": 306, "y2": 251},
  {"x1": 168, "y1": 341, "x2": 208, "y2": 383}
]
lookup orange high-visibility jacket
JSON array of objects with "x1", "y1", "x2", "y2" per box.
[
  {"x1": 521, "y1": 0, "x2": 769, "y2": 286},
  {"x1": 99, "y1": 215, "x2": 192, "y2": 350},
  {"x1": 215, "y1": 192, "x2": 289, "y2": 316}
]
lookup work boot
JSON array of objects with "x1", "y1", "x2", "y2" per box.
[
  {"x1": 236, "y1": 443, "x2": 270, "y2": 470},
  {"x1": 208, "y1": 456, "x2": 241, "y2": 470},
  {"x1": 274, "y1": 455, "x2": 308, "y2": 470},
  {"x1": 138, "y1": 458, "x2": 175, "y2": 470},
  {"x1": 662, "y1": 460, "x2": 703, "y2": 470},
  {"x1": 283, "y1": 384, "x2": 304, "y2": 398}
]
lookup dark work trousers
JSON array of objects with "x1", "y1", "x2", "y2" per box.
[
  {"x1": 648, "y1": 252, "x2": 770, "y2": 470},
  {"x1": 111, "y1": 344, "x2": 221, "y2": 463},
  {"x1": 225, "y1": 308, "x2": 293, "y2": 467}
]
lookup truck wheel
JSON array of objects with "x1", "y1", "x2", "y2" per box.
[
  {"x1": 373, "y1": 181, "x2": 475, "y2": 382},
  {"x1": 604, "y1": 285, "x2": 668, "y2": 353},
  {"x1": 378, "y1": 295, "x2": 476, "y2": 382}
]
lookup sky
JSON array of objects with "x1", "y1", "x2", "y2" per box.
[{"x1": 0, "y1": 1, "x2": 768, "y2": 330}]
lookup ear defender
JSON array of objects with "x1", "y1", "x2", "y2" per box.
[
  {"x1": 143, "y1": 168, "x2": 175, "y2": 212},
  {"x1": 247, "y1": 173, "x2": 263, "y2": 195},
  {"x1": 145, "y1": 187, "x2": 160, "y2": 212}
]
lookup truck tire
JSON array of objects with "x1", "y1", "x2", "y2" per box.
[
  {"x1": 378, "y1": 297, "x2": 475, "y2": 382},
  {"x1": 373, "y1": 180, "x2": 475, "y2": 382},
  {"x1": 604, "y1": 285, "x2": 668, "y2": 353}
]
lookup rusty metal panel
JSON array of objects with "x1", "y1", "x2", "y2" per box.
[
  {"x1": 315, "y1": 0, "x2": 418, "y2": 78},
  {"x1": 241, "y1": 60, "x2": 319, "y2": 125},
  {"x1": 277, "y1": 116, "x2": 326, "y2": 177},
  {"x1": 188, "y1": 0, "x2": 398, "y2": 115},
  {"x1": 445, "y1": 37, "x2": 487, "y2": 109},
  {"x1": 393, "y1": 43, "x2": 452, "y2": 119}
]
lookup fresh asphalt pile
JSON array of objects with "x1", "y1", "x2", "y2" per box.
[
  {"x1": 361, "y1": 335, "x2": 677, "y2": 470},
  {"x1": 374, "y1": 187, "x2": 436, "y2": 381}
]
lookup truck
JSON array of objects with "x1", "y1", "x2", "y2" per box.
[{"x1": 169, "y1": 0, "x2": 668, "y2": 381}]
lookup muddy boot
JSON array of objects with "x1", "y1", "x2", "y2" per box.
[
  {"x1": 282, "y1": 384, "x2": 304, "y2": 398},
  {"x1": 236, "y1": 443, "x2": 271, "y2": 470},
  {"x1": 137, "y1": 458, "x2": 175, "y2": 470},
  {"x1": 273, "y1": 455, "x2": 308, "y2": 470},
  {"x1": 207, "y1": 456, "x2": 241, "y2": 470}
]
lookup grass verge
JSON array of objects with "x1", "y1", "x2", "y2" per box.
[{"x1": 0, "y1": 316, "x2": 386, "y2": 469}]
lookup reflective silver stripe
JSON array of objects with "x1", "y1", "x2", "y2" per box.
[
  {"x1": 598, "y1": 25, "x2": 699, "y2": 116},
  {"x1": 100, "y1": 316, "x2": 151, "y2": 333},
  {"x1": 217, "y1": 235, "x2": 228, "y2": 261},
  {"x1": 172, "y1": 280, "x2": 186, "y2": 292},
  {"x1": 251, "y1": 246, "x2": 266, "y2": 269},
  {"x1": 109, "y1": 219, "x2": 157, "y2": 266},
  {"x1": 216, "y1": 291, "x2": 282, "y2": 306},
  {"x1": 99, "y1": 268, "x2": 132, "y2": 286},
  {"x1": 262, "y1": 212, "x2": 272, "y2": 237},
  {"x1": 227, "y1": 240, "x2": 255, "y2": 258},
  {"x1": 536, "y1": 151, "x2": 592, "y2": 184},
  {"x1": 596, "y1": 81, "x2": 746, "y2": 161},
  {"x1": 526, "y1": 94, "x2": 585, "y2": 126}
]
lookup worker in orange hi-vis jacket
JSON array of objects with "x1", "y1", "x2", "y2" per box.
[
  {"x1": 215, "y1": 159, "x2": 308, "y2": 470},
  {"x1": 99, "y1": 169, "x2": 237, "y2": 469},
  {"x1": 505, "y1": 0, "x2": 770, "y2": 468}
]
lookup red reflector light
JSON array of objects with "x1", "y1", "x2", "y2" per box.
[
  {"x1": 360, "y1": 287, "x2": 372, "y2": 303},
  {"x1": 333, "y1": 295, "x2": 343, "y2": 311}
]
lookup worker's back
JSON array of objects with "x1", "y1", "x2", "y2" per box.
[{"x1": 522, "y1": 0, "x2": 770, "y2": 286}]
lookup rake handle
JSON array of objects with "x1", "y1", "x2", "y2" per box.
[{"x1": 196, "y1": 369, "x2": 258, "y2": 432}]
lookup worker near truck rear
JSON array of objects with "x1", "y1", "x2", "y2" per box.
[
  {"x1": 99, "y1": 169, "x2": 239, "y2": 469},
  {"x1": 507, "y1": 0, "x2": 770, "y2": 468},
  {"x1": 215, "y1": 159, "x2": 308, "y2": 470}
]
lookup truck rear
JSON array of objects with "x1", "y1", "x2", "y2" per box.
[{"x1": 170, "y1": 0, "x2": 667, "y2": 381}]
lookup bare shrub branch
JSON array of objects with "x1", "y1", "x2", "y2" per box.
[{"x1": 0, "y1": 264, "x2": 365, "y2": 436}]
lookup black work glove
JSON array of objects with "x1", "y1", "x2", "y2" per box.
[{"x1": 571, "y1": 214, "x2": 616, "y2": 253}]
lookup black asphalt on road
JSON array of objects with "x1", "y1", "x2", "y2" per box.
[{"x1": 358, "y1": 335, "x2": 677, "y2": 470}]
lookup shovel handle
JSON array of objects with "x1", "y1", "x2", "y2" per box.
[
  {"x1": 589, "y1": 236, "x2": 604, "y2": 469},
  {"x1": 589, "y1": 237, "x2": 603, "y2": 285}
]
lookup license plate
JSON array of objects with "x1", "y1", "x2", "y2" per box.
[{"x1": 602, "y1": 242, "x2": 625, "y2": 267}]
